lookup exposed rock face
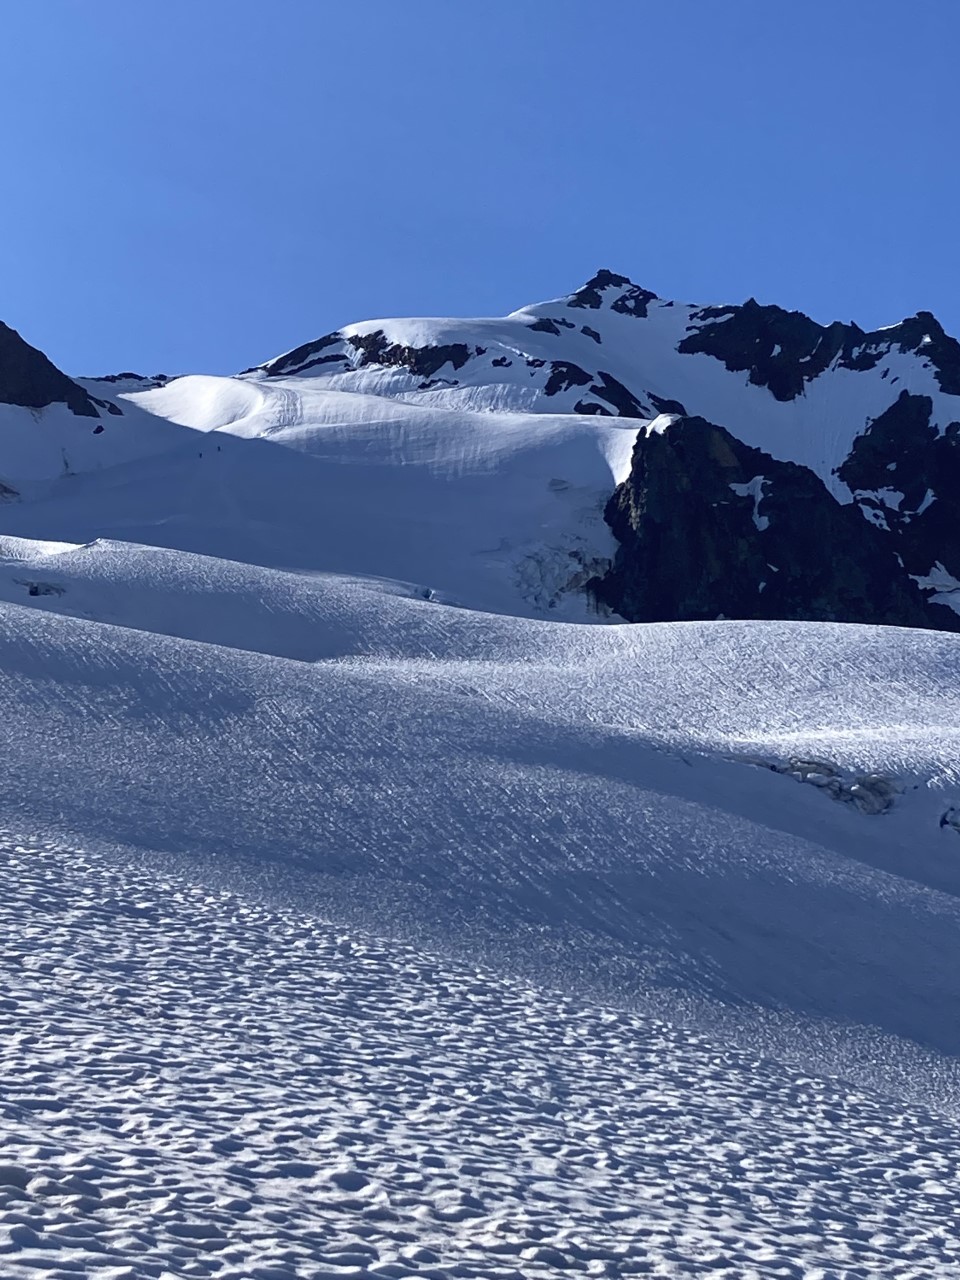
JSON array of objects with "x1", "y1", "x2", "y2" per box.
[
  {"x1": 678, "y1": 301, "x2": 960, "y2": 402},
  {"x1": 566, "y1": 269, "x2": 658, "y2": 317},
  {"x1": 592, "y1": 415, "x2": 960, "y2": 631},
  {"x1": 0, "y1": 322, "x2": 101, "y2": 418},
  {"x1": 250, "y1": 330, "x2": 349, "y2": 378},
  {"x1": 86, "y1": 372, "x2": 171, "y2": 390},
  {"x1": 346, "y1": 331, "x2": 481, "y2": 380},
  {"x1": 838, "y1": 391, "x2": 960, "y2": 585},
  {"x1": 257, "y1": 329, "x2": 483, "y2": 382},
  {"x1": 750, "y1": 756, "x2": 900, "y2": 815}
]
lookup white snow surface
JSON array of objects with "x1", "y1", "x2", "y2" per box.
[
  {"x1": 0, "y1": 381, "x2": 639, "y2": 619},
  {"x1": 912, "y1": 561, "x2": 960, "y2": 616},
  {"x1": 1, "y1": 550, "x2": 959, "y2": 1074},
  {"x1": 0, "y1": 394, "x2": 184, "y2": 485},
  {"x1": 3, "y1": 280, "x2": 960, "y2": 1275},
  {"x1": 4, "y1": 832, "x2": 960, "y2": 1280},
  {"x1": 729, "y1": 476, "x2": 770, "y2": 531}
]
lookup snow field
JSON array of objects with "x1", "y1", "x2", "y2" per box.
[
  {"x1": 0, "y1": 555, "x2": 959, "y2": 1084},
  {"x1": 3, "y1": 833, "x2": 960, "y2": 1280},
  {"x1": 1, "y1": 382, "x2": 640, "y2": 619}
]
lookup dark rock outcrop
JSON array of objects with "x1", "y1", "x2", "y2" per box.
[
  {"x1": 582, "y1": 371, "x2": 650, "y2": 418},
  {"x1": 0, "y1": 322, "x2": 100, "y2": 418},
  {"x1": 251, "y1": 330, "x2": 348, "y2": 377},
  {"x1": 573, "y1": 400, "x2": 612, "y2": 416},
  {"x1": 678, "y1": 300, "x2": 960, "y2": 402},
  {"x1": 544, "y1": 361, "x2": 593, "y2": 396},
  {"x1": 88, "y1": 372, "x2": 171, "y2": 387},
  {"x1": 566, "y1": 269, "x2": 658, "y2": 316},
  {"x1": 347, "y1": 332, "x2": 475, "y2": 380},
  {"x1": 592, "y1": 415, "x2": 960, "y2": 631},
  {"x1": 867, "y1": 312, "x2": 960, "y2": 396},
  {"x1": 678, "y1": 301, "x2": 855, "y2": 401},
  {"x1": 528, "y1": 316, "x2": 574, "y2": 335},
  {"x1": 838, "y1": 390, "x2": 960, "y2": 586},
  {"x1": 648, "y1": 391, "x2": 688, "y2": 416},
  {"x1": 529, "y1": 317, "x2": 562, "y2": 336}
]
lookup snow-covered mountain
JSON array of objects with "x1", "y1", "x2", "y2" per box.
[
  {"x1": 244, "y1": 269, "x2": 960, "y2": 628},
  {"x1": 3, "y1": 276, "x2": 960, "y2": 1276},
  {"x1": 6, "y1": 269, "x2": 959, "y2": 626}
]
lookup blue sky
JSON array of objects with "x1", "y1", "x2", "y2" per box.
[{"x1": 2, "y1": 0, "x2": 958, "y2": 374}]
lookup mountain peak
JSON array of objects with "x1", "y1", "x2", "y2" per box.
[
  {"x1": 565, "y1": 269, "x2": 659, "y2": 316},
  {"x1": 0, "y1": 321, "x2": 100, "y2": 418}
]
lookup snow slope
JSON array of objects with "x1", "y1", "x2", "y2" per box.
[
  {"x1": 4, "y1": 832, "x2": 960, "y2": 1280},
  {"x1": 0, "y1": 391, "x2": 186, "y2": 487},
  {"x1": 1, "y1": 546, "x2": 959, "y2": 1081},
  {"x1": 0, "y1": 381, "x2": 639, "y2": 618}
]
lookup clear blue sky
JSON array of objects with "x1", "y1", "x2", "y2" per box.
[{"x1": 2, "y1": 0, "x2": 958, "y2": 375}]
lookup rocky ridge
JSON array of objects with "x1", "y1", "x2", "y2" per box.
[{"x1": 0, "y1": 322, "x2": 121, "y2": 421}]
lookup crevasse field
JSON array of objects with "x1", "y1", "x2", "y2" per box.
[{"x1": 3, "y1": 303, "x2": 960, "y2": 1278}]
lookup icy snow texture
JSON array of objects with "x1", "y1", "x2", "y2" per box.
[
  {"x1": 4, "y1": 834, "x2": 960, "y2": 1280},
  {"x1": 1, "y1": 547, "x2": 959, "y2": 1084}
]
